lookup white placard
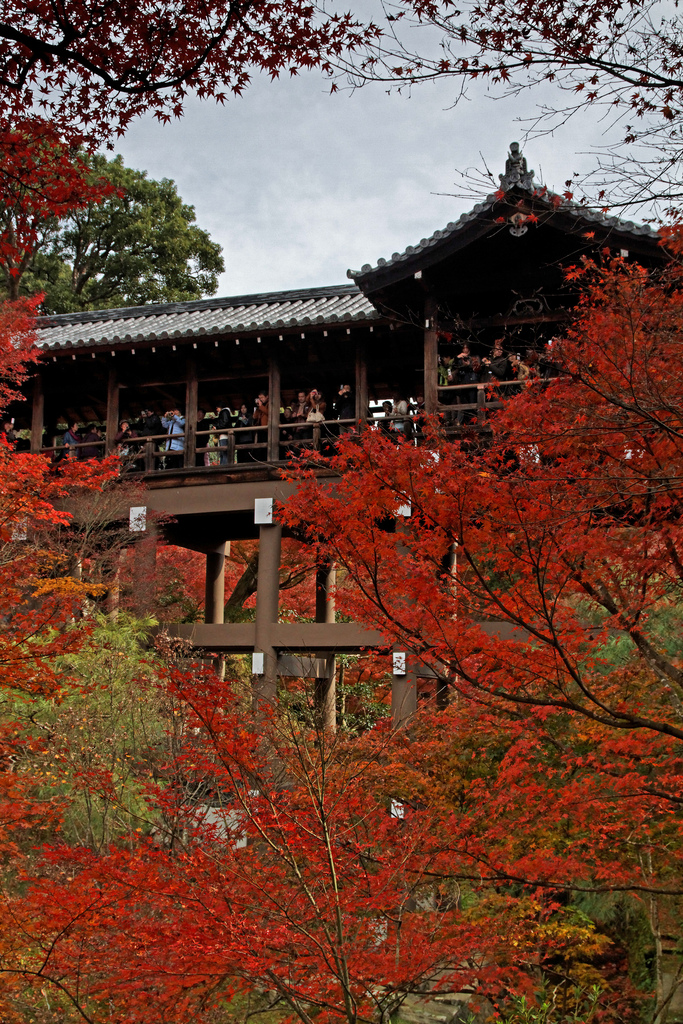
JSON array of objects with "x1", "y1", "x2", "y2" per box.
[
  {"x1": 392, "y1": 652, "x2": 406, "y2": 675},
  {"x1": 254, "y1": 498, "x2": 273, "y2": 524},
  {"x1": 390, "y1": 799, "x2": 405, "y2": 819},
  {"x1": 252, "y1": 652, "x2": 265, "y2": 674},
  {"x1": 129, "y1": 506, "x2": 147, "y2": 532}
]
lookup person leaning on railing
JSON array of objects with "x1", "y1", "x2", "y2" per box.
[
  {"x1": 61, "y1": 421, "x2": 82, "y2": 460},
  {"x1": 214, "y1": 403, "x2": 234, "y2": 465},
  {"x1": 161, "y1": 409, "x2": 185, "y2": 470},
  {"x1": 235, "y1": 403, "x2": 254, "y2": 463},
  {"x1": 80, "y1": 423, "x2": 103, "y2": 459}
]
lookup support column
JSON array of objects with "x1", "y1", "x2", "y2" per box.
[
  {"x1": 105, "y1": 366, "x2": 119, "y2": 454},
  {"x1": 267, "y1": 354, "x2": 281, "y2": 462},
  {"x1": 204, "y1": 543, "x2": 226, "y2": 624},
  {"x1": 131, "y1": 532, "x2": 157, "y2": 616},
  {"x1": 253, "y1": 521, "x2": 282, "y2": 707},
  {"x1": 392, "y1": 520, "x2": 418, "y2": 729},
  {"x1": 424, "y1": 294, "x2": 438, "y2": 416},
  {"x1": 355, "y1": 340, "x2": 368, "y2": 425},
  {"x1": 30, "y1": 374, "x2": 44, "y2": 453},
  {"x1": 315, "y1": 562, "x2": 336, "y2": 733},
  {"x1": 392, "y1": 650, "x2": 417, "y2": 728},
  {"x1": 184, "y1": 356, "x2": 198, "y2": 469}
]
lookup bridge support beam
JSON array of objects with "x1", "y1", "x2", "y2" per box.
[
  {"x1": 204, "y1": 544, "x2": 226, "y2": 624},
  {"x1": 314, "y1": 561, "x2": 336, "y2": 733},
  {"x1": 253, "y1": 521, "x2": 282, "y2": 707}
]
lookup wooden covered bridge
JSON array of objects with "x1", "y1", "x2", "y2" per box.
[{"x1": 14, "y1": 143, "x2": 662, "y2": 725}]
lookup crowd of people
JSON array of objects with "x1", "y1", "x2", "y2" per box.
[
  {"x1": 48, "y1": 384, "x2": 360, "y2": 468},
  {"x1": 1, "y1": 349, "x2": 555, "y2": 468},
  {"x1": 437, "y1": 339, "x2": 555, "y2": 422}
]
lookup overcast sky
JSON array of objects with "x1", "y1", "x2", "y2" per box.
[{"x1": 115, "y1": 68, "x2": 615, "y2": 298}]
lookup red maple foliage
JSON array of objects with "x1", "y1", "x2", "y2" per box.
[
  {"x1": 5, "y1": 673, "x2": 550, "y2": 1024},
  {"x1": 276, "y1": 236, "x2": 683, "y2": 1018},
  {"x1": 0, "y1": 121, "x2": 115, "y2": 297},
  {"x1": 0, "y1": 1, "x2": 380, "y2": 143}
]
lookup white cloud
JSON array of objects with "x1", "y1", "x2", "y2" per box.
[{"x1": 114, "y1": 69, "x2": 619, "y2": 296}]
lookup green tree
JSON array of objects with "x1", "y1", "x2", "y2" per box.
[{"x1": 21, "y1": 153, "x2": 224, "y2": 313}]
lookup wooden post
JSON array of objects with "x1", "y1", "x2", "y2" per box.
[
  {"x1": 30, "y1": 374, "x2": 44, "y2": 453},
  {"x1": 477, "y1": 385, "x2": 487, "y2": 425},
  {"x1": 424, "y1": 294, "x2": 438, "y2": 416},
  {"x1": 355, "y1": 340, "x2": 368, "y2": 425},
  {"x1": 105, "y1": 366, "x2": 119, "y2": 454},
  {"x1": 315, "y1": 562, "x2": 336, "y2": 733},
  {"x1": 267, "y1": 353, "x2": 281, "y2": 462},
  {"x1": 132, "y1": 532, "x2": 157, "y2": 616},
  {"x1": 392, "y1": 649, "x2": 417, "y2": 728},
  {"x1": 184, "y1": 356, "x2": 198, "y2": 469},
  {"x1": 392, "y1": 522, "x2": 418, "y2": 728},
  {"x1": 205, "y1": 543, "x2": 226, "y2": 624},
  {"x1": 253, "y1": 522, "x2": 282, "y2": 707}
]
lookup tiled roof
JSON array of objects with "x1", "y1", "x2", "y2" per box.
[
  {"x1": 348, "y1": 177, "x2": 658, "y2": 285},
  {"x1": 35, "y1": 283, "x2": 380, "y2": 351}
]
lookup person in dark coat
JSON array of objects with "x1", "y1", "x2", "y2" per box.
[
  {"x1": 214, "y1": 403, "x2": 234, "y2": 465},
  {"x1": 1, "y1": 419, "x2": 16, "y2": 445},
  {"x1": 80, "y1": 423, "x2": 103, "y2": 459},
  {"x1": 235, "y1": 403, "x2": 253, "y2": 463},
  {"x1": 482, "y1": 339, "x2": 511, "y2": 382},
  {"x1": 333, "y1": 384, "x2": 355, "y2": 424},
  {"x1": 138, "y1": 409, "x2": 163, "y2": 437}
]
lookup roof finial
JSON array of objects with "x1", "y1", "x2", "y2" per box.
[{"x1": 499, "y1": 141, "x2": 535, "y2": 192}]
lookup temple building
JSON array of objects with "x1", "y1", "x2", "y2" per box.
[{"x1": 12, "y1": 143, "x2": 664, "y2": 725}]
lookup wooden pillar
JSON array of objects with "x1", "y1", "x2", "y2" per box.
[
  {"x1": 105, "y1": 366, "x2": 119, "y2": 454},
  {"x1": 184, "y1": 356, "x2": 198, "y2": 469},
  {"x1": 315, "y1": 562, "x2": 336, "y2": 733},
  {"x1": 424, "y1": 294, "x2": 438, "y2": 416},
  {"x1": 392, "y1": 522, "x2": 418, "y2": 728},
  {"x1": 30, "y1": 374, "x2": 44, "y2": 453},
  {"x1": 267, "y1": 353, "x2": 281, "y2": 462},
  {"x1": 132, "y1": 533, "x2": 157, "y2": 616},
  {"x1": 253, "y1": 522, "x2": 282, "y2": 706},
  {"x1": 392, "y1": 651, "x2": 417, "y2": 728},
  {"x1": 355, "y1": 340, "x2": 368, "y2": 424},
  {"x1": 204, "y1": 544, "x2": 226, "y2": 624}
]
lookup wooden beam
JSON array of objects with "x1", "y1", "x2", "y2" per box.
[
  {"x1": 30, "y1": 374, "x2": 44, "y2": 453},
  {"x1": 184, "y1": 355, "x2": 198, "y2": 469},
  {"x1": 105, "y1": 367, "x2": 119, "y2": 454},
  {"x1": 254, "y1": 521, "x2": 281, "y2": 705},
  {"x1": 204, "y1": 543, "x2": 226, "y2": 624},
  {"x1": 267, "y1": 353, "x2": 281, "y2": 462},
  {"x1": 156, "y1": 618, "x2": 523, "y2": 653},
  {"x1": 156, "y1": 620, "x2": 385, "y2": 652},
  {"x1": 315, "y1": 562, "x2": 336, "y2": 733},
  {"x1": 355, "y1": 340, "x2": 368, "y2": 424},
  {"x1": 424, "y1": 293, "x2": 438, "y2": 415}
]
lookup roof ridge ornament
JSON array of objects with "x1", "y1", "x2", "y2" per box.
[{"x1": 499, "y1": 141, "x2": 535, "y2": 192}]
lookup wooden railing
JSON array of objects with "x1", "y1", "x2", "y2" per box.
[{"x1": 36, "y1": 380, "x2": 545, "y2": 473}]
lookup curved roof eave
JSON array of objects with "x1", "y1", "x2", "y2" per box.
[{"x1": 347, "y1": 187, "x2": 660, "y2": 294}]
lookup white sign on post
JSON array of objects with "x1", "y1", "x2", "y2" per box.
[
  {"x1": 129, "y1": 506, "x2": 147, "y2": 532},
  {"x1": 254, "y1": 498, "x2": 273, "y2": 524},
  {"x1": 252, "y1": 652, "x2": 265, "y2": 675},
  {"x1": 392, "y1": 652, "x2": 406, "y2": 675}
]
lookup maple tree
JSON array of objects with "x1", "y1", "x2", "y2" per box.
[
  {"x1": 277, "y1": 236, "x2": 683, "y2": 1020},
  {"x1": 0, "y1": 673, "x2": 553, "y2": 1024},
  {"x1": 348, "y1": 0, "x2": 683, "y2": 206},
  {"x1": 0, "y1": 0, "x2": 379, "y2": 145},
  {"x1": 0, "y1": 123, "x2": 114, "y2": 300}
]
